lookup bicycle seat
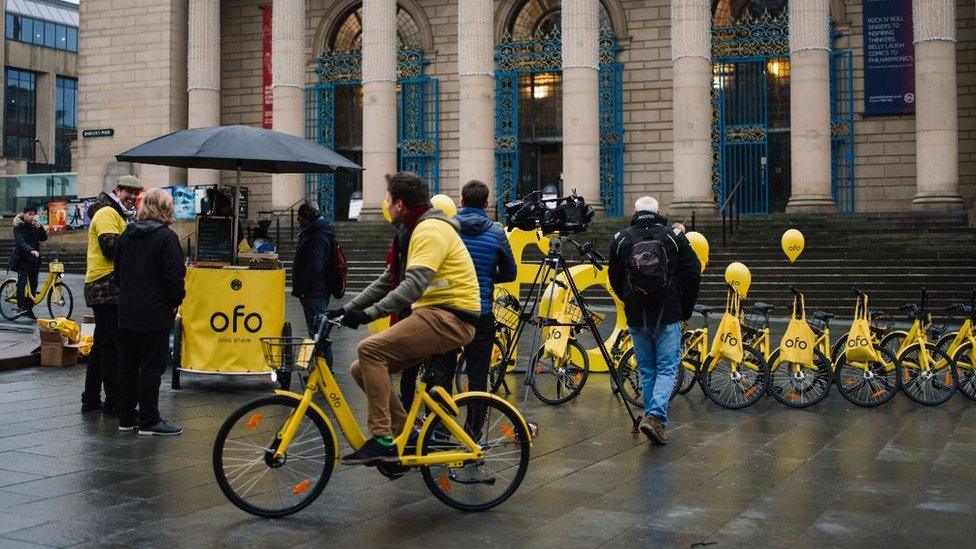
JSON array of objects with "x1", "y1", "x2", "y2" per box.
[
  {"x1": 752, "y1": 302, "x2": 775, "y2": 314},
  {"x1": 693, "y1": 304, "x2": 715, "y2": 317},
  {"x1": 811, "y1": 310, "x2": 835, "y2": 321},
  {"x1": 949, "y1": 303, "x2": 974, "y2": 316}
]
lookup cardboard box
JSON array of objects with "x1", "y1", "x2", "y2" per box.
[{"x1": 39, "y1": 328, "x2": 81, "y2": 367}]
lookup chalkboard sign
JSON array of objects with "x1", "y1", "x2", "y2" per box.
[{"x1": 196, "y1": 216, "x2": 234, "y2": 263}]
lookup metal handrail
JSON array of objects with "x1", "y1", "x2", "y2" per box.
[{"x1": 720, "y1": 176, "x2": 745, "y2": 246}]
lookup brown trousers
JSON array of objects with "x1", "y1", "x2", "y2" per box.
[{"x1": 351, "y1": 307, "x2": 475, "y2": 436}]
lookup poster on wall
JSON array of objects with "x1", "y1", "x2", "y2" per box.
[
  {"x1": 862, "y1": 0, "x2": 915, "y2": 115},
  {"x1": 67, "y1": 200, "x2": 86, "y2": 230},
  {"x1": 172, "y1": 186, "x2": 197, "y2": 220},
  {"x1": 48, "y1": 201, "x2": 68, "y2": 233}
]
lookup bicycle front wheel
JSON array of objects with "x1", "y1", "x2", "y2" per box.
[
  {"x1": 953, "y1": 342, "x2": 976, "y2": 402},
  {"x1": 700, "y1": 344, "x2": 769, "y2": 409},
  {"x1": 213, "y1": 395, "x2": 336, "y2": 518},
  {"x1": 0, "y1": 279, "x2": 20, "y2": 321},
  {"x1": 47, "y1": 281, "x2": 73, "y2": 319},
  {"x1": 767, "y1": 348, "x2": 833, "y2": 408},
  {"x1": 529, "y1": 339, "x2": 590, "y2": 405},
  {"x1": 898, "y1": 343, "x2": 956, "y2": 406},
  {"x1": 616, "y1": 348, "x2": 642, "y2": 407},
  {"x1": 420, "y1": 394, "x2": 530, "y2": 511},
  {"x1": 835, "y1": 347, "x2": 899, "y2": 407},
  {"x1": 455, "y1": 336, "x2": 507, "y2": 395}
]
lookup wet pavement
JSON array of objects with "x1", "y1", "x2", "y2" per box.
[{"x1": 1, "y1": 289, "x2": 976, "y2": 548}]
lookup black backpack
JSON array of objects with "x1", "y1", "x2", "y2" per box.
[
  {"x1": 626, "y1": 229, "x2": 672, "y2": 299},
  {"x1": 327, "y1": 237, "x2": 348, "y2": 299}
]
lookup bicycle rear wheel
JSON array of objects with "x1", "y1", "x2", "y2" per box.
[
  {"x1": 678, "y1": 331, "x2": 700, "y2": 394},
  {"x1": 831, "y1": 333, "x2": 848, "y2": 365},
  {"x1": 47, "y1": 281, "x2": 73, "y2": 319},
  {"x1": 953, "y1": 342, "x2": 976, "y2": 402},
  {"x1": 767, "y1": 348, "x2": 833, "y2": 408},
  {"x1": 898, "y1": 343, "x2": 956, "y2": 405},
  {"x1": 835, "y1": 347, "x2": 899, "y2": 407},
  {"x1": 420, "y1": 394, "x2": 530, "y2": 511},
  {"x1": 529, "y1": 339, "x2": 590, "y2": 405},
  {"x1": 213, "y1": 395, "x2": 336, "y2": 518},
  {"x1": 455, "y1": 336, "x2": 507, "y2": 394},
  {"x1": 700, "y1": 344, "x2": 769, "y2": 409},
  {"x1": 0, "y1": 279, "x2": 20, "y2": 321}
]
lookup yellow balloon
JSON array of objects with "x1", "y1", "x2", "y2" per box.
[
  {"x1": 430, "y1": 194, "x2": 458, "y2": 217},
  {"x1": 686, "y1": 231, "x2": 709, "y2": 273},
  {"x1": 381, "y1": 198, "x2": 392, "y2": 223},
  {"x1": 725, "y1": 262, "x2": 752, "y2": 298},
  {"x1": 781, "y1": 229, "x2": 805, "y2": 263}
]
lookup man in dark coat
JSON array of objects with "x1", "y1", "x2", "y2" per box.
[
  {"x1": 609, "y1": 196, "x2": 701, "y2": 445},
  {"x1": 292, "y1": 203, "x2": 336, "y2": 349},
  {"x1": 9, "y1": 204, "x2": 48, "y2": 319}
]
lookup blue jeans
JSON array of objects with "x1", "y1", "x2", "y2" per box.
[
  {"x1": 300, "y1": 297, "x2": 333, "y2": 367},
  {"x1": 629, "y1": 322, "x2": 681, "y2": 425}
]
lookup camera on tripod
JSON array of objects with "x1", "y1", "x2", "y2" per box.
[{"x1": 504, "y1": 190, "x2": 595, "y2": 234}]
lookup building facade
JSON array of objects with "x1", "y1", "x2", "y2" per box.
[{"x1": 75, "y1": 0, "x2": 975, "y2": 220}]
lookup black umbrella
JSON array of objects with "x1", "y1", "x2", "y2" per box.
[{"x1": 116, "y1": 125, "x2": 362, "y2": 262}]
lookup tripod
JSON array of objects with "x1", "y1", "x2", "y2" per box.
[{"x1": 496, "y1": 232, "x2": 639, "y2": 428}]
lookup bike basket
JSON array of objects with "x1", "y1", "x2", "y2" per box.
[
  {"x1": 260, "y1": 337, "x2": 315, "y2": 371},
  {"x1": 492, "y1": 300, "x2": 520, "y2": 330},
  {"x1": 49, "y1": 261, "x2": 64, "y2": 274},
  {"x1": 741, "y1": 308, "x2": 769, "y2": 332},
  {"x1": 564, "y1": 300, "x2": 605, "y2": 327}
]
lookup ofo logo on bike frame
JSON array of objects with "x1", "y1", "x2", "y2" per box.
[{"x1": 210, "y1": 305, "x2": 263, "y2": 334}]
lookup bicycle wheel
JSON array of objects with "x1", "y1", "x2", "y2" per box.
[
  {"x1": 213, "y1": 395, "x2": 336, "y2": 518},
  {"x1": 616, "y1": 348, "x2": 642, "y2": 407},
  {"x1": 529, "y1": 339, "x2": 589, "y2": 405},
  {"x1": 898, "y1": 343, "x2": 957, "y2": 406},
  {"x1": 0, "y1": 279, "x2": 20, "y2": 321},
  {"x1": 420, "y1": 394, "x2": 530, "y2": 511},
  {"x1": 879, "y1": 331, "x2": 908, "y2": 359},
  {"x1": 936, "y1": 332, "x2": 957, "y2": 357},
  {"x1": 767, "y1": 348, "x2": 833, "y2": 408},
  {"x1": 678, "y1": 331, "x2": 700, "y2": 394},
  {"x1": 47, "y1": 281, "x2": 73, "y2": 320},
  {"x1": 953, "y1": 342, "x2": 976, "y2": 402},
  {"x1": 700, "y1": 344, "x2": 768, "y2": 409},
  {"x1": 831, "y1": 333, "x2": 848, "y2": 365},
  {"x1": 455, "y1": 337, "x2": 507, "y2": 394},
  {"x1": 835, "y1": 347, "x2": 899, "y2": 407}
]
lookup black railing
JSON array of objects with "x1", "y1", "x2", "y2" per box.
[{"x1": 720, "y1": 176, "x2": 745, "y2": 246}]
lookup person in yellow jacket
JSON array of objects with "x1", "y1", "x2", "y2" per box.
[{"x1": 81, "y1": 175, "x2": 143, "y2": 415}]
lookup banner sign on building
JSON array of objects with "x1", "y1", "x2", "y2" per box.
[
  {"x1": 47, "y1": 201, "x2": 67, "y2": 232},
  {"x1": 862, "y1": 0, "x2": 915, "y2": 115},
  {"x1": 261, "y1": 5, "x2": 273, "y2": 129}
]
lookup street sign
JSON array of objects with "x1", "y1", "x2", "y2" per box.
[{"x1": 82, "y1": 129, "x2": 114, "y2": 138}]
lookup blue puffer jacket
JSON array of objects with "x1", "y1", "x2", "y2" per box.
[{"x1": 456, "y1": 207, "x2": 517, "y2": 315}]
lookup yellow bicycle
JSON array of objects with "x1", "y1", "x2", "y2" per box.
[
  {"x1": 945, "y1": 290, "x2": 976, "y2": 401},
  {"x1": 766, "y1": 288, "x2": 834, "y2": 408},
  {"x1": 675, "y1": 304, "x2": 717, "y2": 395},
  {"x1": 879, "y1": 289, "x2": 957, "y2": 405},
  {"x1": 833, "y1": 289, "x2": 900, "y2": 407},
  {"x1": 212, "y1": 318, "x2": 532, "y2": 517},
  {"x1": 0, "y1": 254, "x2": 73, "y2": 321}
]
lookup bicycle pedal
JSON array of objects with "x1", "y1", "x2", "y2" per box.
[{"x1": 376, "y1": 462, "x2": 408, "y2": 480}]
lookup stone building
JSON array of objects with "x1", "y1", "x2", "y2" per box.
[{"x1": 74, "y1": 0, "x2": 974, "y2": 220}]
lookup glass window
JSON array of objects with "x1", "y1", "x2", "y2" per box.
[
  {"x1": 5, "y1": 14, "x2": 14, "y2": 40},
  {"x1": 4, "y1": 68, "x2": 38, "y2": 161},
  {"x1": 55, "y1": 76, "x2": 78, "y2": 170},
  {"x1": 20, "y1": 17, "x2": 32, "y2": 44},
  {"x1": 66, "y1": 27, "x2": 77, "y2": 51},
  {"x1": 56, "y1": 25, "x2": 67, "y2": 50},
  {"x1": 44, "y1": 22, "x2": 56, "y2": 47}
]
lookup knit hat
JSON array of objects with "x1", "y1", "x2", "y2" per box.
[{"x1": 115, "y1": 175, "x2": 144, "y2": 191}]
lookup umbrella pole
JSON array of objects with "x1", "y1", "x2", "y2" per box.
[{"x1": 232, "y1": 165, "x2": 242, "y2": 264}]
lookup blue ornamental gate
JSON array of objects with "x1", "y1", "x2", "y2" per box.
[
  {"x1": 494, "y1": 29, "x2": 625, "y2": 216},
  {"x1": 306, "y1": 46, "x2": 439, "y2": 221},
  {"x1": 711, "y1": 11, "x2": 855, "y2": 214}
]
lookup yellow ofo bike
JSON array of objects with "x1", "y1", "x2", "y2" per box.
[
  {"x1": 766, "y1": 288, "x2": 834, "y2": 408},
  {"x1": 879, "y1": 288, "x2": 957, "y2": 405},
  {"x1": 673, "y1": 304, "x2": 718, "y2": 396},
  {"x1": 0, "y1": 254, "x2": 74, "y2": 321},
  {"x1": 698, "y1": 287, "x2": 769, "y2": 409},
  {"x1": 944, "y1": 290, "x2": 976, "y2": 401},
  {"x1": 832, "y1": 289, "x2": 900, "y2": 407},
  {"x1": 212, "y1": 318, "x2": 532, "y2": 518}
]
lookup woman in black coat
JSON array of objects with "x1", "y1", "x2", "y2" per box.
[
  {"x1": 9, "y1": 204, "x2": 47, "y2": 318},
  {"x1": 115, "y1": 188, "x2": 186, "y2": 436}
]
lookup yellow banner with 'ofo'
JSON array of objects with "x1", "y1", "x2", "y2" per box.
[{"x1": 180, "y1": 267, "x2": 285, "y2": 373}]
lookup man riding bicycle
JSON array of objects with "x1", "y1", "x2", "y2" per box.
[{"x1": 329, "y1": 172, "x2": 480, "y2": 465}]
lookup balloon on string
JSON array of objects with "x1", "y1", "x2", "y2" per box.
[
  {"x1": 781, "y1": 229, "x2": 805, "y2": 263},
  {"x1": 381, "y1": 198, "x2": 392, "y2": 223},
  {"x1": 725, "y1": 262, "x2": 752, "y2": 298},
  {"x1": 430, "y1": 194, "x2": 458, "y2": 217},
  {"x1": 686, "y1": 232, "x2": 709, "y2": 273}
]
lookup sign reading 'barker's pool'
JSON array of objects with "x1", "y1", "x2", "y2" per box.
[{"x1": 862, "y1": 0, "x2": 915, "y2": 115}]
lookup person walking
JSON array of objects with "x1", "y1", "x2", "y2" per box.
[
  {"x1": 81, "y1": 175, "x2": 142, "y2": 415},
  {"x1": 292, "y1": 202, "x2": 336, "y2": 364},
  {"x1": 115, "y1": 188, "x2": 186, "y2": 436},
  {"x1": 9, "y1": 204, "x2": 48, "y2": 320},
  {"x1": 608, "y1": 196, "x2": 700, "y2": 445}
]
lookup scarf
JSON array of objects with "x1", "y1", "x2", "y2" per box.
[{"x1": 386, "y1": 204, "x2": 431, "y2": 325}]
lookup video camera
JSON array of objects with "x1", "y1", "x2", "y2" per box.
[{"x1": 504, "y1": 190, "x2": 595, "y2": 234}]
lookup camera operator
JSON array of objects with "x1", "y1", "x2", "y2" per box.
[{"x1": 608, "y1": 197, "x2": 700, "y2": 445}]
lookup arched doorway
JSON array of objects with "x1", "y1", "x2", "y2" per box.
[
  {"x1": 495, "y1": 0, "x2": 624, "y2": 216},
  {"x1": 307, "y1": 5, "x2": 439, "y2": 221}
]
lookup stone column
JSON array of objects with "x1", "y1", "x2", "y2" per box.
[
  {"x1": 670, "y1": 0, "x2": 715, "y2": 215},
  {"x1": 35, "y1": 73, "x2": 56, "y2": 166},
  {"x1": 360, "y1": 0, "x2": 398, "y2": 218},
  {"x1": 786, "y1": 0, "x2": 835, "y2": 212},
  {"x1": 912, "y1": 0, "x2": 963, "y2": 211},
  {"x1": 458, "y1": 0, "x2": 495, "y2": 199},
  {"x1": 271, "y1": 0, "x2": 305, "y2": 209},
  {"x1": 561, "y1": 0, "x2": 601, "y2": 210},
  {"x1": 187, "y1": 0, "x2": 221, "y2": 185}
]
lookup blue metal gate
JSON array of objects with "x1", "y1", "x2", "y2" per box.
[
  {"x1": 306, "y1": 46, "x2": 439, "y2": 221},
  {"x1": 830, "y1": 49, "x2": 855, "y2": 213},
  {"x1": 494, "y1": 28, "x2": 624, "y2": 217}
]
